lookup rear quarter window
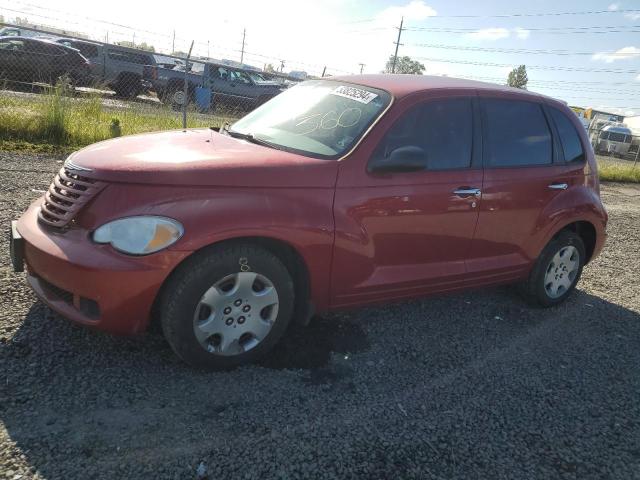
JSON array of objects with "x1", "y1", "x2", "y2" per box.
[
  {"x1": 548, "y1": 107, "x2": 585, "y2": 163},
  {"x1": 483, "y1": 99, "x2": 552, "y2": 167}
]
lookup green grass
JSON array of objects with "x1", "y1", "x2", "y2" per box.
[
  {"x1": 597, "y1": 157, "x2": 640, "y2": 183},
  {"x1": 0, "y1": 84, "x2": 237, "y2": 151}
]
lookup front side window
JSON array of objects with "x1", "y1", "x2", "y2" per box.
[
  {"x1": 370, "y1": 98, "x2": 473, "y2": 171},
  {"x1": 549, "y1": 106, "x2": 585, "y2": 163},
  {"x1": 230, "y1": 80, "x2": 391, "y2": 159},
  {"x1": 608, "y1": 132, "x2": 627, "y2": 143},
  {"x1": 483, "y1": 99, "x2": 552, "y2": 167}
]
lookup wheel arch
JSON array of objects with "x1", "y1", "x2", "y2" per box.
[
  {"x1": 545, "y1": 220, "x2": 598, "y2": 264},
  {"x1": 149, "y1": 235, "x2": 313, "y2": 333}
]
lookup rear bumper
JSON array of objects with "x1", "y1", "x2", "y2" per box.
[{"x1": 15, "y1": 200, "x2": 190, "y2": 335}]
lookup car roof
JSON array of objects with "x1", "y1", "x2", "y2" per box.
[
  {"x1": 329, "y1": 74, "x2": 548, "y2": 101},
  {"x1": 55, "y1": 37, "x2": 102, "y2": 47},
  {"x1": 602, "y1": 124, "x2": 632, "y2": 133},
  {"x1": 0, "y1": 35, "x2": 78, "y2": 51}
]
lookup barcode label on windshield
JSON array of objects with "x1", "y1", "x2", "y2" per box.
[{"x1": 330, "y1": 86, "x2": 378, "y2": 104}]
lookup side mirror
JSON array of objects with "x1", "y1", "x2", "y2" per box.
[{"x1": 368, "y1": 145, "x2": 426, "y2": 174}]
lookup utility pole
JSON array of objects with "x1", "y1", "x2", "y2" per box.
[
  {"x1": 182, "y1": 40, "x2": 194, "y2": 130},
  {"x1": 172, "y1": 30, "x2": 175, "y2": 54},
  {"x1": 132, "y1": 32, "x2": 135, "y2": 47},
  {"x1": 240, "y1": 28, "x2": 246, "y2": 64},
  {"x1": 207, "y1": 40, "x2": 210, "y2": 58},
  {"x1": 280, "y1": 60, "x2": 285, "y2": 72},
  {"x1": 359, "y1": 63, "x2": 365, "y2": 74},
  {"x1": 321, "y1": 66, "x2": 326, "y2": 77},
  {"x1": 391, "y1": 17, "x2": 404, "y2": 74}
]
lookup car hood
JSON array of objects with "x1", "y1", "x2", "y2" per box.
[{"x1": 65, "y1": 129, "x2": 337, "y2": 187}]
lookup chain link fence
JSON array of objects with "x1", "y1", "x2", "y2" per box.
[
  {"x1": 1, "y1": 21, "x2": 640, "y2": 168},
  {"x1": 0, "y1": 23, "x2": 302, "y2": 149}
]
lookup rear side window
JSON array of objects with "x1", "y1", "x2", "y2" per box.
[
  {"x1": 483, "y1": 99, "x2": 552, "y2": 167},
  {"x1": 68, "y1": 42, "x2": 99, "y2": 58},
  {"x1": 372, "y1": 98, "x2": 473, "y2": 171},
  {"x1": 549, "y1": 107, "x2": 585, "y2": 163},
  {"x1": 107, "y1": 50, "x2": 151, "y2": 64}
]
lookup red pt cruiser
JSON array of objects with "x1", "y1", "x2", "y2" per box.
[{"x1": 10, "y1": 76, "x2": 607, "y2": 369}]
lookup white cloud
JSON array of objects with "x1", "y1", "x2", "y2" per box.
[
  {"x1": 376, "y1": 1, "x2": 437, "y2": 23},
  {"x1": 467, "y1": 27, "x2": 510, "y2": 41},
  {"x1": 624, "y1": 12, "x2": 640, "y2": 20},
  {"x1": 592, "y1": 46, "x2": 640, "y2": 63},
  {"x1": 608, "y1": 3, "x2": 620, "y2": 11},
  {"x1": 466, "y1": 27, "x2": 530, "y2": 41}
]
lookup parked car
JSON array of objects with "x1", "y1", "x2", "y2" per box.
[
  {"x1": 592, "y1": 124, "x2": 633, "y2": 157},
  {"x1": 0, "y1": 27, "x2": 46, "y2": 38},
  {"x1": 55, "y1": 38, "x2": 156, "y2": 98},
  {"x1": 10, "y1": 75, "x2": 608, "y2": 369},
  {"x1": 0, "y1": 36, "x2": 90, "y2": 86},
  {"x1": 144, "y1": 60, "x2": 283, "y2": 109}
]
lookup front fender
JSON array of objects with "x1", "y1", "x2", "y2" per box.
[{"x1": 77, "y1": 184, "x2": 336, "y2": 311}]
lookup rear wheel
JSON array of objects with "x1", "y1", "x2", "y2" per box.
[
  {"x1": 160, "y1": 243, "x2": 295, "y2": 369},
  {"x1": 520, "y1": 230, "x2": 585, "y2": 307},
  {"x1": 113, "y1": 76, "x2": 141, "y2": 99}
]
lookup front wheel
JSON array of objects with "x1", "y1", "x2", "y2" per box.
[
  {"x1": 519, "y1": 230, "x2": 585, "y2": 307},
  {"x1": 160, "y1": 243, "x2": 295, "y2": 369}
]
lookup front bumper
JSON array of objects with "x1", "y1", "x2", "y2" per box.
[{"x1": 14, "y1": 200, "x2": 190, "y2": 335}]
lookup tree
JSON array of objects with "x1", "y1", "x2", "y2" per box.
[
  {"x1": 264, "y1": 63, "x2": 276, "y2": 73},
  {"x1": 116, "y1": 40, "x2": 155, "y2": 52},
  {"x1": 384, "y1": 55, "x2": 425, "y2": 75},
  {"x1": 507, "y1": 65, "x2": 528, "y2": 89}
]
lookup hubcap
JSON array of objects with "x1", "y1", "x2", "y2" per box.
[
  {"x1": 173, "y1": 90, "x2": 186, "y2": 105},
  {"x1": 543, "y1": 245, "x2": 580, "y2": 299},
  {"x1": 192, "y1": 272, "x2": 279, "y2": 356}
]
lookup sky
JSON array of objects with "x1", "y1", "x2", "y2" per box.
[{"x1": 2, "y1": 0, "x2": 639, "y2": 116}]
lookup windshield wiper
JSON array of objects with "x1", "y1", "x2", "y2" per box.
[{"x1": 226, "y1": 129, "x2": 283, "y2": 151}]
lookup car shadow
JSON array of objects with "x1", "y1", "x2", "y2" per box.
[{"x1": 1, "y1": 287, "x2": 639, "y2": 478}]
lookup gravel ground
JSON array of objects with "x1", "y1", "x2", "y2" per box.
[{"x1": 1, "y1": 151, "x2": 639, "y2": 480}]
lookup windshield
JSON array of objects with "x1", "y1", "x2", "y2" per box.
[
  {"x1": 230, "y1": 80, "x2": 391, "y2": 159},
  {"x1": 249, "y1": 72, "x2": 268, "y2": 82}
]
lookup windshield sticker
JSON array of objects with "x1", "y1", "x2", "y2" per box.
[{"x1": 330, "y1": 85, "x2": 378, "y2": 104}]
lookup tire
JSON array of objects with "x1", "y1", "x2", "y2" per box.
[
  {"x1": 113, "y1": 77, "x2": 140, "y2": 99},
  {"x1": 519, "y1": 230, "x2": 586, "y2": 307},
  {"x1": 160, "y1": 243, "x2": 295, "y2": 369}
]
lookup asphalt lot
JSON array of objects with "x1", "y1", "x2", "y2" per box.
[{"x1": 1, "y1": 151, "x2": 639, "y2": 479}]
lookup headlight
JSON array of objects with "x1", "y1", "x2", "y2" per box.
[{"x1": 93, "y1": 216, "x2": 183, "y2": 255}]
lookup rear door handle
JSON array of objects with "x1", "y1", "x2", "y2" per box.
[
  {"x1": 548, "y1": 183, "x2": 568, "y2": 190},
  {"x1": 453, "y1": 187, "x2": 481, "y2": 198}
]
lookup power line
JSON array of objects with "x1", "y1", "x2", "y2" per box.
[
  {"x1": 430, "y1": 8, "x2": 640, "y2": 19},
  {"x1": 416, "y1": 56, "x2": 640, "y2": 74},
  {"x1": 409, "y1": 43, "x2": 640, "y2": 58},
  {"x1": 450, "y1": 74, "x2": 639, "y2": 96},
  {"x1": 449, "y1": 74, "x2": 638, "y2": 86},
  {"x1": 405, "y1": 25, "x2": 640, "y2": 34},
  {"x1": 333, "y1": 8, "x2": 640, "y2": 23}
]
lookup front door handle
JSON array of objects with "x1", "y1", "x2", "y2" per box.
[
  {"x1": 548, "y1": 183, "x2": 568, "y2": 190},
  {"x1": 453, "y1": 187, "x2": 481, "y2": 198}
]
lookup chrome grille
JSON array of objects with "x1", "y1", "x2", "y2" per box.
[{"x1": 38, "y1": 167, "x2": 105, "y2": 228}]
